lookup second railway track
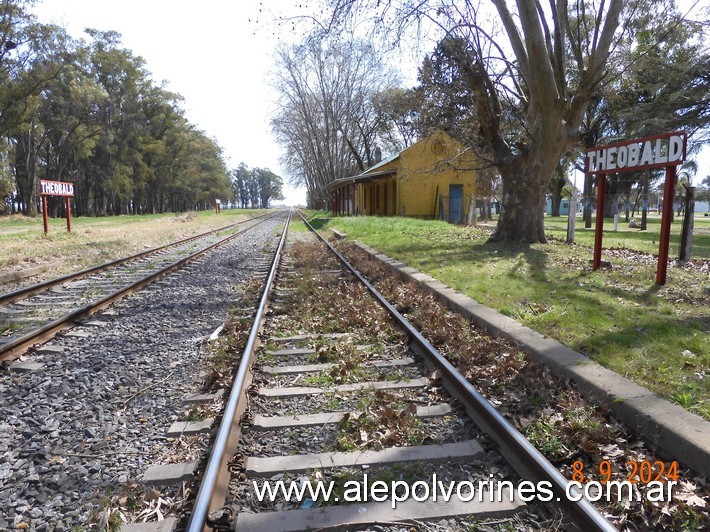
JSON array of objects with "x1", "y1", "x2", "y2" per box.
[
  {"x1": 0, "y1": 212, "x2": 289, "y2": 531},
  {"x1": 0, "y1": 211, "x2": 278, "y2": 361}
]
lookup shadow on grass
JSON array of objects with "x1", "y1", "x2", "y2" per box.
[
  {"x1": 571, "y1": 314, "x2": 709, "y2": 410},
  {"x1": 305, "y1": 216, "x2": 331, "y2": 231},
  {"x1": 387, "y1": 237, "x2": 669, "y2": 307},
  {"x1": 401, "y1": 238, "x2": 551, "y2": 282},
  {"x1": 573, "y1": 314, "x2": 709, "y2": 355}
]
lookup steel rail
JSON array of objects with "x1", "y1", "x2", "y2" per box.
[
  {"x1": 297, "y1": 210, "x2": 615, "y2": 532},
  {"x1": 0, "y1": 211, "x2": 276, "y2": 305},
  {"x1": 0, "y1": 212, "x2": 282, "y2": 362},
  {"x1": 187, "y1": 210, "x2": 292, "y2": 532}
]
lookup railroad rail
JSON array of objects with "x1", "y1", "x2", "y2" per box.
[
  {"x1": 185, "y1": 211, "x2": 615, "y2": 531},
  {"x1": 0, "y1": 211, "x2": 279, "y2": 361}
]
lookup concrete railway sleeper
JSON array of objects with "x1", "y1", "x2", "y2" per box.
[
  {"x1": 0, "y1": 211, "x2": 280, "y2": 362},
  {"x1": 184, "y1": 213, "x2": 614, "y2": 531}
]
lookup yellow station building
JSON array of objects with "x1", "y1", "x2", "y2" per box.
[{"x1": 324, "y1": 130, "x2": 478, "y2": 223}]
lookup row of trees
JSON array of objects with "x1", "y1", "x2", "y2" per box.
[
  {"x1": 231, "y1": 163, "x2": 284, "y2": 209},
  {"x1": 271, "y1": 0, "x2": 710, "y2": 242},
  {"x1": 271, "y1": 40, "x2": 398, "y2": 208},
  {"x1": 0, "y1": 0, "x2": 235, "y2": 217}
]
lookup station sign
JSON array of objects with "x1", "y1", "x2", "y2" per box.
[
  {"x1": 39, "y1": 180, "x2": 75, "y2": 235},
  {"x1": 587, "y1": 131, "x2": 686, "y2": 174},
  {"x1": 586, "y1": 130, "x2": 687, "y2": 285},
  {"x1": 40, "y1": 180, "x2": 75, "y2": 197}
]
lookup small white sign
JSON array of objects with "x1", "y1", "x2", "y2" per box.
[{"x1": 40, "y1": 180, "x2": 74, "y2": 196}]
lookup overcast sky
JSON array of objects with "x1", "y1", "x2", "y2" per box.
[
  {"x1": 31, "y1": 0, "x2": 310, "y2": 204},
  {"x1": 31, "y1": 1, "x2": 709, "y2": 205}
]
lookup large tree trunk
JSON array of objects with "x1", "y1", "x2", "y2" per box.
[
  {"x1": 491, "y1": 163, "x2": 550, "y2": 243},
  {"x1": 603, "y1": 191, "x2": 620, "y2": 218},
  {"x1": 14, "y1": 134, "x2": 39, "y2": 217},
  {"x1": 603, "y1": 177, "x2": 630, "y2": 218}
]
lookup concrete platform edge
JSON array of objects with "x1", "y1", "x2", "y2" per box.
[{"x1": 352, "y1": 241, "x2": 710, "y2": 477}]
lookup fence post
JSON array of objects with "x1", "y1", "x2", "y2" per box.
[{"x1": 566, "y1": 187, "x2": 577, "y2": 244}]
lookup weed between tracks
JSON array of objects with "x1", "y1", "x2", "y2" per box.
[
  {"x1": 333, "y1": 239, "x2": 710, "y2": 530},
  {"x1": 227, "y1": 238, "x2": 556, "y2": 529},
  {"x1": 256, "y1": 241, "x2": 437, "y2": 452},
  {"x1": 0, "y1": 320, "x2": 23, "y2": 335},
  {"x1": 335, "y1": 390, "x2": 430, "y2": 451},
  {"x1": 267, "y1": 240, "x2": 404, "y2": 344}
]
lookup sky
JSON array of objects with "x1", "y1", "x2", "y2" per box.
[
  {"x1": 31, "y1": 0, "x2": 709, "y2": 206},
  {"x1": 31, "y1": 0, "x2": 310, "y2": 205}
]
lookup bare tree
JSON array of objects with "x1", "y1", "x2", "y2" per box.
[
  {"x1": 271, "y1": 38, "x2": 398, "y2": 208},
  {"x1": 318, "y1": 0, "x2": 624, "y2": 242}
]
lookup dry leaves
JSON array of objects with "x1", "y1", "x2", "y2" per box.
[{"x1": 338, "y1": 240, "x2": 710, "y2": 530}]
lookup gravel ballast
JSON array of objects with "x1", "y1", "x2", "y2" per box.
[{"x1": 0, "y1": 216, "x2": 284, "y2": 530}]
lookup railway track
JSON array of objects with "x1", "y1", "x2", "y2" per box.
[
  {"x1": 0, "y1": 211, "x2": 279, "y2": 362},
  {"x1": 185, "y1": 212, "x2": 614, "y2": 531},
  {"x1": 0, "y1": 212, "x2": 290, "y2": 531}
]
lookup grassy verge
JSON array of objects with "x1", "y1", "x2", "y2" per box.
[
  {"x1": 307, "y1": 212, "x2": 710, "y2": 419},
  {"x1": 544, "y1": 214, "x2": 710, "y2": 259},
  {"x1": 0, "y1": 209, "x2": 264, "y2": 279}
]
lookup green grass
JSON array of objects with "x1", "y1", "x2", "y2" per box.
[
  {"x1": 544, "y1": 214, "x2": 710, "y2": 259},
  {"x1": 310, "y1": 213, "x2": 710, "y2": 419},
  {"x1": 0, "y1": 208, "x2": 266, "y2": 275},
  {"x1": 287, "y1": 219, "x2": 312, "y2": 233}
]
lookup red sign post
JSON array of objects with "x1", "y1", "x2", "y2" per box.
[
  {"x1": 586, "y1": 131, "x2": 686, "y2": 285},
  {"x1": 40, "y1": 180, "x2": 75, "y2": 235}
]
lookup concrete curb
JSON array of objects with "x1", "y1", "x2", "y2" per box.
[
  {"x1": 0, "y1": 265, "x2": 46, "y2": 284},
  {"x1": 352, "y1": 241, "x2": 710, "y2": 477}
]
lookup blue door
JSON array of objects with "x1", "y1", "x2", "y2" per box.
[{"x1": 449, "y1": 184, "x2": 463, "y2": 224}]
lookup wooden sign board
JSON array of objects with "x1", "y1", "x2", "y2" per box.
[
  {"x1": 39, "y1": 180, "x2": 74, "y2": 235},
  {"x1": 586, "y1": 131, "x2": 687, "y2": 285},
  {"x1": 40, "y1": 180, "x2": 75, "y2": 197},
  {"x1": 587, "y1": 131, "x2": 686, "y2": 174}
]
